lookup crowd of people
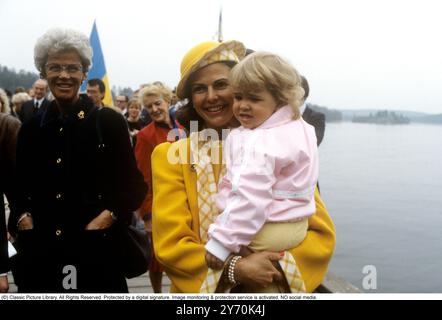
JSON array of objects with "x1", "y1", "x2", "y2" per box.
[{"x1": 1, "y1": 27, "x2": 334, "y2": 294}]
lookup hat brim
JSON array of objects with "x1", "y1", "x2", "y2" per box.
[{"x1": 176, "y1": 40, "x2": 246, "y2": 99}]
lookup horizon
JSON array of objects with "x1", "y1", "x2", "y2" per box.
[
  {"x1": 325, "y1": 108, "x2": 440, "y2": 116},
  {"x1": 1, "y1": 0, "x2": 441, "y2": 114}
]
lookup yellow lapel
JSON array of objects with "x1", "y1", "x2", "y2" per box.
[
  {"x1": 181, "y1": 138, "x2": 224, "y2": 239},
  {"x1": 181, "y1": 139, "x2": 200, "y2": 235}
]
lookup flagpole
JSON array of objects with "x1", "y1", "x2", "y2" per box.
[{"x1": 218, "y1": 7, "x2": 223, "y2": 43}]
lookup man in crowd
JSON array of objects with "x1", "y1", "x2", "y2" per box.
[
  {"x1": 116, "y1": 95, "x2": 129, "y2": 116},
  {"x1": 18, "y1": 79, "x2": 50, "y2": 123},
  {"x1": 86, "y1": 78, "x2": 106, "y2": 107}
]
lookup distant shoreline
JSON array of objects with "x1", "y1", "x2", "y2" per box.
[{"x1": 307, "y1": 103, "x2": 442, "y2": 125}]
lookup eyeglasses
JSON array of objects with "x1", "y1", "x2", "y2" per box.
[{"x1": 45, "y1": 63, "x2": 83, "y2": 75}]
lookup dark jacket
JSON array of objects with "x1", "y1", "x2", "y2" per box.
[
  {"x1": 139, "y1": 107, "x2": 152, "y2": 127},
  {"x1": 9, "y1": 95, "x2": 147, "y2": 292},
  {"x1": 303, "y1": 105, "x2": 326, "y2": 146},
  {"x1": 18, "y1": 98, "x2": 50, "y2": 124},
  {"x1": 0, "y1": 114, "x2": 21, "y2": 274}
]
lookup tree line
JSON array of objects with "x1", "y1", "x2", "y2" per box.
[
  {"x1": 308, "y1": 103, "x2": 343, "y2": 122},
  {"x1": 0, "y1": 65, "x2": 39, "y2": 92},
  {"x1": 0, "y1": 65, "x2": 136, "y2": 101}
]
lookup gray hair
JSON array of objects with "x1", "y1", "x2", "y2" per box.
[
  {"x1": 33, "y1": 79, "x2": 48, "y2": 89},
  {"x1": 34, "y1": 28, "x2": 93, "y2": 77}
]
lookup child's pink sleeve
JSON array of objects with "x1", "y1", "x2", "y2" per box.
[{"x1": 207, "y1": 132, "x2": 276, "y2": 261}]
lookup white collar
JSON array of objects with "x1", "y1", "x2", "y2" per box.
[{"x1": 35, "y1": 97, "x2": 44, "y2": 105}]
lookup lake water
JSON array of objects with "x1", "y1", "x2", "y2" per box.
[{"x1": 319, "y1": 122, "x2": 442, "y2": 293}]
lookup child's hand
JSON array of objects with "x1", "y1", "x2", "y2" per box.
[
  {"x1": 239, "y1": 245, "x2": 253, "y2": 257},
  {"x1": 205, "y1": 251, "x2": 224, "y2": 270}
]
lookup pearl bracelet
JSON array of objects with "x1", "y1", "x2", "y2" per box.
[{"x1": 228, "y1": 256, "x2": 242, "y2": 285}]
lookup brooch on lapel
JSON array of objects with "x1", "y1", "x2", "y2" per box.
[{"x1": 77, "y1": 110, "x2": 85, "y2": 119}]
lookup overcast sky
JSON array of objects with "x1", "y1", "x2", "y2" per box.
[{"x1": 1, "y1": 0, "x2": 441, "y2": 113}]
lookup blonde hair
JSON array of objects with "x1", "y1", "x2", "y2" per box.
[
  {"x1": 12, "y1": 92, "x2": 31, "y2": 105},
  {"x1": 229, "y1": 51, "x2": 305, "y2": 119},
  {"x1": 139, "y1": 84, "x2": 173, "y2": 105},
  {"x1": 0, "y1": 88, "x2": 10, "y2": 114},
  {"x1": 127, "y1": 98, "x2": 141, "y2": 110}
]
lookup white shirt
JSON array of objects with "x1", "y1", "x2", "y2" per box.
[{"x1": 34, "y1": 97, "x2": 45, "y2": 109}]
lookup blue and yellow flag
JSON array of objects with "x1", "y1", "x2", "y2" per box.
[{"x1": 81, "y1": 21, "x2": 113, "y2": 106}]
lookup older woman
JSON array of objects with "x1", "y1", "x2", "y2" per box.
[
  {"x1": 134, "y1": 84, "x2": 184, "y2": 293},
  {"x1": 151, "y1": 41, "x2": 336, "y2": 293},
  {"x1": 9, "y1": 28, "x2": 147, "y2": 293}
]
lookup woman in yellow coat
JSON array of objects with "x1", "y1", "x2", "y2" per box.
[{"x1": 151, "y1": 40, "x2": 336, "y2": 293}]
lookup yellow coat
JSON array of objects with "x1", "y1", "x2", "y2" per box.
[{"x1": 152, "y1": 138, "x2": 336, "y2": 293}]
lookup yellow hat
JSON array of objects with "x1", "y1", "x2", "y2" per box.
[{"x1": 176, "y1": 40, "x2": 246, "y2": 99}]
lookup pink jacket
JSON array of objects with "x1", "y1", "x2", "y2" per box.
[{"x1": 206, "y1": 105, "x2": 319, "y2": 261}]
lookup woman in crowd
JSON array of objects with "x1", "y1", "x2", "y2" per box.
[
  {"x1": 134, "y1": 83, "x2": 184, "y2": 293},
  {"x1": 0, "y1": 113, "x2": 21, "y2": 293},
  {"x1": 0, "y1": 88, "x2": 11, "y2": 115},
  {"x1": 11, "y1": 92, "x2": 31, "y2": 118},
  {"x1": 126, "y1": 98, "x2": 144, "y2": 147},
  {"x1": 151, "y1": 40, "x2": 336, "y2": 293}
]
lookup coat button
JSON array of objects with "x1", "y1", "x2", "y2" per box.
[{"x1": 55, "y1": 230, "x2": 62, "y2": 236}]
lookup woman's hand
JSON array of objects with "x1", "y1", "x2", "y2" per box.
[
  {"x1": 85, "y1": 210, "x2": 115, "y2": 230},
  {"x1": 17, "y1": 214, "x2": 33, "y2": 231},
  {"x1": 234, "y1": 251, "x2": 283, "y2": 289},
  {"x1": 205, "y1": 251, "x2": 224, "y2": 270},
  {"x1": 0, "y1": 275, "x2": 9, "y2": 293}
]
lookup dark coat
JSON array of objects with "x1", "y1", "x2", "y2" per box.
[
  {"x1": 139, "y1": 107, "x2": 152, "y2": 127},
  {"x1": 9, "y1": 95, "x2": 147, "y2": 292},
  {"x1": 0, "y1": 114, "x2": 21, "y2": 274},
  {"x1": 302, "y1": 105, "x2": 326, "y2": 146},
  {"x1": 18, "y1": 98, "x2": 50, "y2": 124}
]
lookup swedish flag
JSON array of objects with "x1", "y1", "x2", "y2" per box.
[{"x1": 81, "y1": 21, "x2": 113, "y2": 106}]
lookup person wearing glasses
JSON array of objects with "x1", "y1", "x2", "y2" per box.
[
  {"x1": 18, "y1": 79, "x2": 50, "y2": 124},
  {"x1": 116, "y1": 95, "x2": 129, "y2": 116},
  {"x1": 8, "y1": 28, "x2": 147, "y2": 293}
]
